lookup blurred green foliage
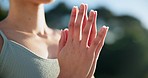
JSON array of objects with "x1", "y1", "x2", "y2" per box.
[{"x1": 1, "y1": 2, "x2": 148, "y2": 78}]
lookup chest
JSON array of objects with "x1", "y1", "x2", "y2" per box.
[
  {"x1": 2, "y1": 29, "x2": 61, "y2": 59},
  {"x1": 6, "y1": 32, "x2": 60, "y2": 59},
  {"x1": 13, "y1": 38, "x2": 59, "y2": 59}
]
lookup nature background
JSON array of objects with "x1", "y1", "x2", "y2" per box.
[{"x1": 0, "y1": 0, "x2": 148, "y2": 78}]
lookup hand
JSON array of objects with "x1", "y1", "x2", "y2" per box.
[{"x1": 58, "y1": 3, "x2": 109, "y2": 78}]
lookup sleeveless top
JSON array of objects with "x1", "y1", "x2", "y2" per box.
[{"x1": 0, "y1": 31, "x2": 60, "y2": 78}]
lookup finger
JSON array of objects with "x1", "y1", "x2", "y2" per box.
[
  {"x1": 73, "y1": 3, "x2": 85, "y2": 42},
  {"x1": 95, "y1": 27, "x2": 109, "y2": 59},
  {"x1": 63, "y1": 28, "x2": 69, "y2": 42},
  {"x1": 58, "y1": 30, "x2": 66, "y2": 53},
  {"x1": 82, "y1": 4, "x2": 88, "y2": 32},
  {"x1": 88, "y1": 11, "x2": 97, "y2": 46},
  {"x1": 88, "y1": 26, "x2": 108, "y2": 53},
  {"x1": 67, "y1": 6, "x2": 78, "y2": 42},
  {"x1": 87, "y1": 27, "x2": 109, "y2": 77},
  {"x1": 81, "y1": 10, "x2": 95, "y2": 47}
]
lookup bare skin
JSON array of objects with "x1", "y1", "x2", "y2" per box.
[
  {"x1": 0, "y1": 0, "x2": 108, "y2": 78},
  {"x1": 0, "y1": 0, "x2": 59, "y2": 59},
  {"x1": 58, "y1": 4, "x2": 108, "y2": 78}
]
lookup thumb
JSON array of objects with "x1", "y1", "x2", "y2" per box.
[
  {"x1": 58, "y1": 29, "x2": 69, "y2": 53},
  {"x1": 58, "y1": 30, "x2": 66, "y2": 53}
]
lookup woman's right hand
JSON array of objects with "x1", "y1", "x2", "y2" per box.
[{"x1": 58, "y1": 3, "x2": 108, "y2": 78}]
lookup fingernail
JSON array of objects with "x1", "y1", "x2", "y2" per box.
[
  {"x1": 81, "y1": 3, "x2": 85, "y2": 5},
  {"x1": 102, "y1": 25, "x2": 106, "y2": 28},
  {"x1": 64, "y1": 28, "x2": 68, "y2": 31},
  {"x1": 73, "y1": 6, "x2": 77, "y2": 8},
  {"x1": 102, "y1": 25, "x2": 109, "y2": 32},
  {"x1": 85, "y1": 4, "x2": 88, "y2": 7},
  {"x1": 90, "y1": 10, "x2": 94, "y2": 15},
  {"x1": 94, "y1": 11, "x2": 97, "y2": 15},
  {"x1": 84, "y1": 4, "x2": 88, "y2": 9},
  {"x1": 73, "y1": 6, "x2": 78, "y2": 10},
  {"x1": 90, "y1": 9, "x2": 94, "y2": 12},
  {"x1": 80, "y1": 3, "x2": 84, "y2": 10},
  {"x1": 100, "y1": 25, "x2": 107, "y2": 32},
  {"x1": 72, "y1": 6, "x2": 77, "y2": 13},
  {"x1": 106, "y1": 26, "x2": 109, "y2": 31}
]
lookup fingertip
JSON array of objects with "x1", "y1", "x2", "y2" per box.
[
  {"x1": 72, "y1": 6, "x2": 77, "y2": 13},
  {"x1": 89, "y1": 10, "x2": 95, "y2": 18},
  {"x1": 102, "y1": 25, "x2": 109, "y2": 31},
  {"x1": 64, "y1": 28, "x2": 69, "y2": 36},
  {"x1": 84, "y1": 4, "x2": 88, "y2": 15},
  {"x1": 64, "y1": 28, "x2": 69, "y2": 31},
  {"x1": 94, "y1": 11, "x2": 97, "y2": 14},
  {"x1": 84, "y1": 4, "x2": 88, "y2": 10},
  {"x1": 102, "y1": 25, "x2": 107, "y2": 29},
  {"x1": 73, "y1": 6, "x2": 78, "y2": 9},
  {"x1": 99, "y1": 26, "x2": 106, "y2": 34},
  {"x1": 90, "y1": 10, "x2": 94, "y2": 12},
  {"x1": 93, "y1": 11, "x2": 97, "y2": 22},
  {"x1": 85, "y1": 3, "x2": 88, "y2": 7},
  {"x1": 72, "y1": 6, "x2": 79, "y2": 14},
  {"x1": 94, "y1": 11, "x2": 97, "y2": 17},
  {"x1": 80, "y1": 3, "x2": 85, "y2": 10},
  {"x1": 106, "y1": 26, "x2": 109, "y2": 34},
  {"x1": 63, "y1": 28, "x2": 69, "y2": 41},
  {"x1": 75, "y1": 6, "x2": 79, "y2": 17},
  {"x1": 81, "y1": 3, "x2": 85, "y2": 5},
  {"x1": 106, "y1": 26, "x2": 109, "y2": 30}
]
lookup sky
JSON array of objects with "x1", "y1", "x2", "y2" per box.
[{"x1": 0, "y1": 0, "x2": 148, "y2": 30}]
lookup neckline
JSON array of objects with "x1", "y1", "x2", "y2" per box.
[{"x1": 9, "y1": 40, "x2": 58, "y2": 61}]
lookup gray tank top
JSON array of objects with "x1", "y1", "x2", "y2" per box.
[{"x1": 0, "y1": 31, "x2": 60, "y2": 78}]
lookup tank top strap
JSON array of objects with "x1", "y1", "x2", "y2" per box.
[
  {"x1": 0, "y1": 30, "x2": 9, "y2": 58},
  {"x1": 0, "y1": 30, "x2": 9, "y2": 75},
  {"x1": 0, "y1": 30, "x2": 8, "y2": 41}
]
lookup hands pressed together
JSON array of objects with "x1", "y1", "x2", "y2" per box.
[{"x1": 57, "y1": 3, "x2": 109, "y2": 78}]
